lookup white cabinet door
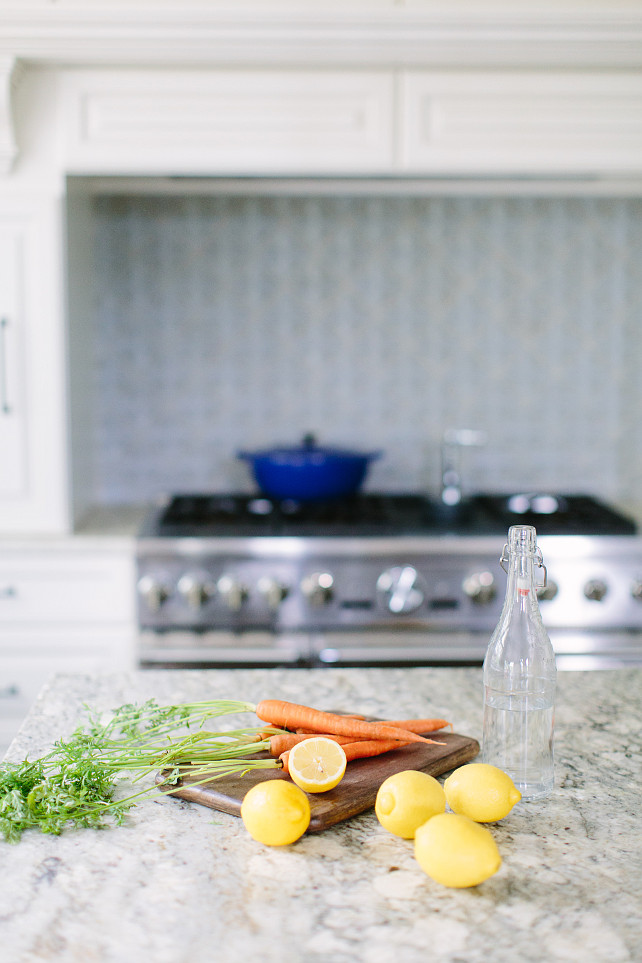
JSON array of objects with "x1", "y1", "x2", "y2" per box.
[
  {"x1": 0, "y1": 548, "x2": 136, "y2": 625},
  {"x1": 0, "y1": 226, "x2": 27, "y2": 497},
  {"x1": 0, "y1": 541, "x2": 137, "y2": 756},
  {"x1": 0, "y1": 624, "x2": 136, "y2": 758},
  {"x1": 60, "y1": 69, "x2": 395, "y2": 175},
  {"x1": 0, "y1": 199, "x2": 70, "y2": 534},
  {"x1": 399, "y1": 71, "x2": 642, "y2": 176}
]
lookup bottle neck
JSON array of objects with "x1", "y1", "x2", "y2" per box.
[
  {"x1": 500, "y1": 524, "x2": 542, "y2": 616},
  {"x1": 504, "y1": 550, "x2": 539, "y2": 615}
]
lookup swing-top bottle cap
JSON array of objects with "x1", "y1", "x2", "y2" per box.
[
  {"x1": 508, "y1": 524, "x2": 537, "y2": 555},
  {"x1": 501, "y1": 525, "x2": 547, "y2": 585}
]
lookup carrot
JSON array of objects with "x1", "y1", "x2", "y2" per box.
[
  {"x1": 298, "y1": 718, "x2": 451, "y2": 735},
  {"x1": 276, "y1": 742, "x2": 381, "y2": 776},
  {"x1": 295, "y1": 727, "x2": 361, "y2": 735},
  {"x1": 341, "y1": 738, "x2": 416, "y2": 761},
  {"x1": 268, "y1": 732, "x2": 354, "y2": 756},
  {"x1": 381, "y1": 719, "x2": 452, "y2": 733},
  {"x1": 254, "y1": 700, "x2": 439, "y2": 745},
  {"x1": 279, "y1": 750, "x2": 292, "y2": 775},
  {"x1": 279, "y1": 736, "x2": 443, "y2": 774}
]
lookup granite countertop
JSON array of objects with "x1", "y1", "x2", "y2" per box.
[{"x1": 1, "y1": 667, "x2": 640, "y2": 963}]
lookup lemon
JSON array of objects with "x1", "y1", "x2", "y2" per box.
[
  {"x1": 375, "y1": 769, "x2": 446, "y2": 839},
  {"x1": 240, "y1": 779, "x2": 311, "y2": 845},
  {"x1": 287, "y1": 737, "x2": 347, "y2": 793},
  {"x1": 444, "y1": 763, "x2": 521, "y2": 823},
  {"x1": 414, "y1": 812, "x2": 501, "y2": 888}
]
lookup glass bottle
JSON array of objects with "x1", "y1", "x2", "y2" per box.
[{"x1": 482, "y1": 524, "x2": 556, "y2": 800}]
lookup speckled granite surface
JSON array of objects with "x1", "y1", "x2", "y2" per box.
[{"x1": 1, "y1": 667, "x2": 641, "y2": 963}]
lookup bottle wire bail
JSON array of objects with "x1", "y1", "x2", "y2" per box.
[{"x1": 499, "y1": 543, "x2": 548, "y2": 588}]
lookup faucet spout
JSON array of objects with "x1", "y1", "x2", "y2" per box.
[{"x1": 440, "y1": 429, "x2": 487, "y2": 506}]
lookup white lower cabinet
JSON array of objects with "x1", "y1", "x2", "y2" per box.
[
  {"x1": 0, "y1": 627, "x2": 136, "y2": 756},
  {"x1": 0, "y1": 542, "x2": 137, "y2": 757}
]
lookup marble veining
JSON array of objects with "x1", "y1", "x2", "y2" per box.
[{"x1": 1, "y1": 667, "x2": 641, "y2": 963}]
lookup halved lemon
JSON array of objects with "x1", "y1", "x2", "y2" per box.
[{"x1": 287, "y1": 737, "x2": 347, "y2": 793}]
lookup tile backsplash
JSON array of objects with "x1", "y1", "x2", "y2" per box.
[{"x1": 90, "y1": 192, "x2": 642, "y2": 504}]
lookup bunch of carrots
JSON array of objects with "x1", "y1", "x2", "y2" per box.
[
  {"x1": 0, "y1": 697, "x2": 452, "y2": 842},
  {"x1": 252, "y1": 700, "x2": 451, "y2": 775}
]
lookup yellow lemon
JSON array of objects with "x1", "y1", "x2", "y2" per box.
[
  {"x1": 287, "y1": 737, "x2": 347, "y2": 793},
  {"x1": 444, "y1": 763, "x2": 521, "y2": 822},
  {"x1": 240, "y1": 779, "x2": 311, "y2": 845},
  {"x1": 375, "y1": 769, "x2": 446, "y2": 839},
  {"x1": 414, "y1": 812, "x2": 501, "y2": 888}
]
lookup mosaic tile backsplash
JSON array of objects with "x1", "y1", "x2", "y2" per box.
[{"x1": 91, "y1": 193, "x2": 642, "y2": 505}]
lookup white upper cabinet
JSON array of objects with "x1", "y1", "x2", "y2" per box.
[
  {"x1": 56, "y1": 66, "x2": 642, "y2": 179},
  {"x1": 399, "y1": 72, "x2": 642, "y2": 177},
  {"x1": 60, "y1": 70, "x2": 396, "y2": 175}
]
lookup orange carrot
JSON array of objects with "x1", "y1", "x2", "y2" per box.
[
  {"x1": 381, "y1": 719, "x2": 452, "y2": 733},
  {"x1": 298, "y1": 718, "x2": 451, "y2": 735},
  {"x1": 295, "y1": 727, "x2": 362, "y2": 735},
  {"x1": 268, "y1": 732, "x2": 354, "y2": 756},
  {"x1": 340, "y1": 738, "x2": 417, "y2": 761},
  {"x1": 279, "y1": 736, "x2": 446, "y2": 774},
  {"x1": 254, "y1": 700, "x2": 439, "y2": 745},
  {"x1": 279, "y1": 750, "x2": 292, "y2": 774}
]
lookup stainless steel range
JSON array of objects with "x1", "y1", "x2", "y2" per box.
[{"x1": 136, "y1": 492, "x2": 642, "y2": 669}]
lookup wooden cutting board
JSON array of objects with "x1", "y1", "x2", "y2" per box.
[{"x1": 156, "y1": 731, "x2": 479, "y2": 832}]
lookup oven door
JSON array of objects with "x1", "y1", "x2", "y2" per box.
[
  {"x1": 308, "y1": 629, "x2": 642, "y2": 668},
  {"x1": 138, "y1": 627, "x2": 642, "y2": 668}
]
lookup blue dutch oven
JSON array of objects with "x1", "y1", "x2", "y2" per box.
[{"x1": 237, "y1": 434, "x2": 382, "y2": 501}]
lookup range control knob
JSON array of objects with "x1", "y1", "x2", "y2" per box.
[
  {"x1": 584, "y1": 578, "x2": 608, "y2": 602},
  {"x1": 301, "y1": 572, "x2": 334, "y2": 607},
  {"x1": 177, "y1": 572, "x2": 216, "y2": 610},
  {"x1": 631, "y1": 579, "x2": 642, "y2": 601},
  {"x1": 257, "y1": 576, "x2": 289, "y2": 610},
  {"x1": 137, "y1": 574, "x2": 171, "y2": 613},
  {"x1": 537, "y1": 578, "x2": 559, "y2": 602},
  {"x1": 377, "y1": 566, "x2": 426, "y2": 614},
  {"x1": 217, "y1": 574, "x2": 249, "y2": 612},
  {"x1": 462, "y1": 571, "x2": 497, "y2": 605}
]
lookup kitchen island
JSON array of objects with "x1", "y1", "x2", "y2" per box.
[{"x1": 1, "y1": 667, "x2": 640, "y2": 963}]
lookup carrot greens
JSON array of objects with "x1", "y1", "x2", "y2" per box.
[{"x1": 0, "y1": 698, "x2": 278, "y2": 844}]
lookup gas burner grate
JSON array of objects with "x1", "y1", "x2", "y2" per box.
[
  {"x1": 476, "y1": 494, "x2": 637, "y2": 536},
  {"x1": 156, "y1": 493, "x2": 439, "y2": 536},
  {"x1": 149, "y1": 491, "x2": 636, "y2": 538}
]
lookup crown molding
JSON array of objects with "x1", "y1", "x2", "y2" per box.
[
  {"x1": 1, "y1": 4, "x2": 642, "y2": 70},
  {"x1": 1, "y1": 4, "x2": 641, "y2": 177}
]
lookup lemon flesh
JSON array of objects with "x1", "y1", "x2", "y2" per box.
[
  {"x1": 241, "y1": 779, "x2": 311, "y2": 845},
  {"x1": 287, "y1": 737, "x2": 347, "y2": 793},
  {"x1": 375, "y1": 769, "x2": 446, "y2": 839},
  {"x1": 414, "y1": 812, "x2": 501, "y2": 888},
  {"x1": 444, "y1": 763, "x2": 521, "y2": 823}
]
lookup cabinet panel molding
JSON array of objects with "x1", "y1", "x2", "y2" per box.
[
  {"x1": 61, "y1": 69, "x2": 395, "y2": 174},
  {"x1": 400, "y1": 72, "x2": 642, "y2": 175}
]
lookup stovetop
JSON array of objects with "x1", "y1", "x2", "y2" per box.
[{"x1": 143, "y1": 492, "x2": 637, "y2": 538}]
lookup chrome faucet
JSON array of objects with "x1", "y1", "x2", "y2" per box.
[{"x1": 440, "y1": 429, "x2": 488, "y2": 506}]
